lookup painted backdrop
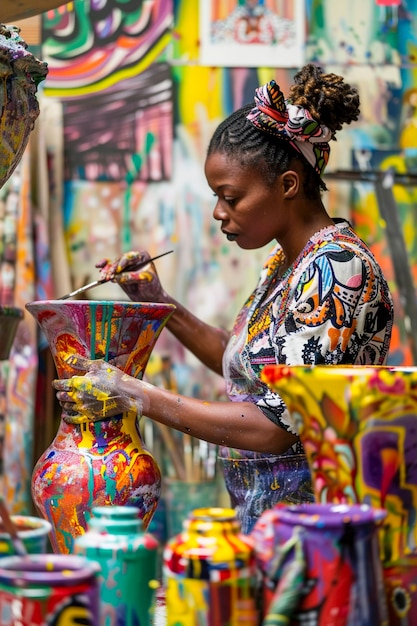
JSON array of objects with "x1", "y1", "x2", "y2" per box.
[{"x1": 4, "y1": 0, "x2": 416, "y2": 512}]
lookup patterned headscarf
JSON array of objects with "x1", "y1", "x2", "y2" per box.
[{"x1": 246, "y1": 80, "x2": 333, "y2": 177}]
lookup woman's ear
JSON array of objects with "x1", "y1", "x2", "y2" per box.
[{"x1": 281, "y1": 170, "x2": 299, "y2": 198}]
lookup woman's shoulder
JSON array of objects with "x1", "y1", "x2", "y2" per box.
[
  {"x1": 291, "y1": 219, "x2": 389, "y2": 290},
  {"x1": 312, "y1": 219, "x2": 379, "y2": 262}
]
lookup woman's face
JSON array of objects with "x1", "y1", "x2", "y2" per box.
[{"x1": 204, "y1": 151, "x2": 289, "y2": 250}]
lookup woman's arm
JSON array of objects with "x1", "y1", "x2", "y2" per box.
[
  {"x1": 97, "y1": 251, "x2": 230, "y2": 376},
  {"x1": 130, "y1": 376, "x2": 298, "y2": 454},
  {"x1": 161, "y1": 296, "x2": 230, "y2": 376},
  {"x1": 55, "y1": 357, "x2": 299, "y2": 455}
]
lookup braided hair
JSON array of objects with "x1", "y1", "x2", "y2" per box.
[{"x1": 207, "y1": 64, "x2": 360, "y2": 199}]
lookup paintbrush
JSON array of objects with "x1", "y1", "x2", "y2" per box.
[
  {"x1": 0, "y1": 498, "x2": 27, "y2": 556},
  {"x1": 58, "y1": 250, "x2": 174, "y2": 300}
]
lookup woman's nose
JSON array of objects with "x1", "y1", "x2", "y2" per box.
[{"x1": 212, "y1": 200, "x2": 227, "y2": 221}]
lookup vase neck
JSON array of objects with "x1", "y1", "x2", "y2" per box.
[{"x1": 62, "y1": 408, "x2": 139, "y2": 426}]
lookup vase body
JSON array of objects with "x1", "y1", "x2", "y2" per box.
[
  {"x1": 0, "y1": 24, "x2": 47, "y2": 189},
  {"x1": 163, "y1": 506, "x2": 259, "y2": 625},
  {"x1": 74, "y1": 505, "x2": 159, "y2": 626},
  {"x1": 251, "y1": 502, "x2": 388, "y2": 626},
  {"x1": 25, "y1": 299, "x2": 175, "y2": 555},
  {"x1": 261, "y1": 364, "x2": 417, "y2": 626}
]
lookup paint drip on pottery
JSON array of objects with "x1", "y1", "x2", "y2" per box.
[
  {"x1": 163, "y1": 506, "x2": 259, "y2": 625},
  {"x1": 74, "y1": 505, "x2": 159, "y2": 626},
  {"x1": 0, "y1": 554, "x2": 100, "y2": 626},
  {"x1": 25, "y1": 299, "x2": 175, "y2": 555},
  {"x1": 0, "y1": 24, "x2": 48, "y2": 189}
]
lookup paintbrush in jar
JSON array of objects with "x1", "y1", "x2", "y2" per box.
[{"x1": 0, "y1": 497, "x2": 27, "y2": 557}]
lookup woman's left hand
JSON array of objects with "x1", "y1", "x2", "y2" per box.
[{"x1": 53, "y1": 355, "x2": 145, "y2": 422}]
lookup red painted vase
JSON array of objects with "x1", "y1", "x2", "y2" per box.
[{"x1": 25, "y1": 300, "x2": 175, "y2": 554}]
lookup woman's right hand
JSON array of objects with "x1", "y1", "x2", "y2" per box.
[
  {"x1": 95, "y1": 251, "x2": 168, "y2": 302},
  {"x1": 54, "y1": 355, "x2": 149, "y2": 423}
]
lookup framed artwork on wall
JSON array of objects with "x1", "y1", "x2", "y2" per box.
[{"x1": 199, "y1": 0, "x2": 305, "y2": 67}]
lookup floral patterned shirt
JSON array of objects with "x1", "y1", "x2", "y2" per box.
[{"x1": 220, "y1": 219, "x2": 394, "y2": 458}]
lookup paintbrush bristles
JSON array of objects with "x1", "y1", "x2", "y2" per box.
[
  {"x1": 171, "y1": 433, "x2": 217, "y2": 483},
  {"x1": 0, "y1": 497, "x2": 27, "y2": 556},
  {"x1": 147, "y1": 419, "x2": 217, "y2": 483}
]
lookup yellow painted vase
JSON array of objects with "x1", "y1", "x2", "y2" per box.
[
  {"x1": 26, "y1": 300, "x2": 175, "y2": 555},
  {"x1": 261, "y1": 364, "x2": 417, "y2": 626},
  {"x1": 163, "y1": 507, "x2": 259, "y2": 625}
]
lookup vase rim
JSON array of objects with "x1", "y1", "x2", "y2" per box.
[
  {"x1": 264, "y1": 364, "x2": 417, "y2": 373},
  {"x1": 189, "y1": 507, "x2": 237, "y2": 522},
  {"x1": 0, "y1": 555, "x2": 100, "y2": 585},
  {"x1": 269, "y1": 503, "x2": 387, "y2": 526},
  {"x1": 0, "y1": 515, "x2": 52, "y2": 539}
]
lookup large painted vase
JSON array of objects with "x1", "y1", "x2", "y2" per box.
[
  {"x1": 261, "y1": 364, "x2": 417, "y2": 626},
  {"x1": 25, "y1": 300, "x2": 175, "y2": 554}
]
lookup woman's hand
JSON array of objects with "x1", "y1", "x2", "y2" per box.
[
  {"x1": 54, "y1": 355, "x2": 147, "y2": 423},
  {"x1": 95, "y1": 251, "x2": 168, "y2": 302}
]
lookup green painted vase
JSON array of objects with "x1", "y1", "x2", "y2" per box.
[{"x1": 74, "y1": 506, "x2": 159, "y2": 626}]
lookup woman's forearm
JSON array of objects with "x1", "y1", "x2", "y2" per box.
[{"x1": 120, "y1": 374, "x2": 298, "y2": 454}]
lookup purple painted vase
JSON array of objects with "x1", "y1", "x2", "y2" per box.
[
  {"x1": 251, "y1": 502, "x2": 388, "y2": 626},
  {"x1": 25, "y1": 299, "x2": 175, "y2": 554},
  {"x1": 0, "y1": 554, "x2": 100, "y2": 626}
]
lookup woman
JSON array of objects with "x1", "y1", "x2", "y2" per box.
[{"x1": 55, "y1": 64, "x2": 394, "y2": 533}]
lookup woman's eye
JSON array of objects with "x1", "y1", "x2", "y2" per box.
[{"x1": 212, "y1": 192, "x2": 236, "y2": 206}]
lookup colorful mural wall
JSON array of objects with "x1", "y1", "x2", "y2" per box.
[
  {"x1": 40, "y1": 0, "x2": 415, "y2": 364},
  {"x1": 4, "y1": 0, "x2": 417, "y2": 511}
]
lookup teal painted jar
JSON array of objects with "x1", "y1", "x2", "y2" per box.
[
  {"x1": 73, "y1": 505, "x2": 159, "y2": 626},
  {"x1": 0, "y1": 515, "x2": 51, "y2": 557}
]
